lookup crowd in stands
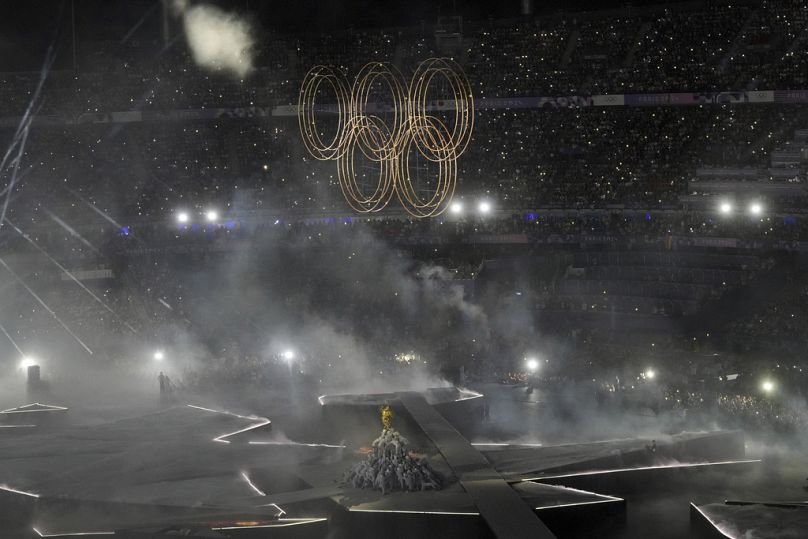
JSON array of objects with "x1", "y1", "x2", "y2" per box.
[
  {"x1": 3, "y1": 2, "x2": 808, "y2": 225},
  {"x1": 2, "y1": 1, "x2": 808, "y2": 120},
  {"x1": 4, "y1": 1, "x2": 808, "y2": 424}
]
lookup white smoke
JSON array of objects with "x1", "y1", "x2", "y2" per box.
[{"x1": 174, "y1": 0, "x2": 255, "y2": 78}]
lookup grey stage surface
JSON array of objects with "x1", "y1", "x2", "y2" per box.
[{"x1": 0, "y1": 387, "x2": 763, "y2": 538}]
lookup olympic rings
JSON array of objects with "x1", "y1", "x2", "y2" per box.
[{"x1": 298, "y1": 58, "x2": 474, "y2": 218}]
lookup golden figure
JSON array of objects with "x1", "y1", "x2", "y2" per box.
[{"x1": 381, "y1": 404, "x2": 392, "y2": 430}]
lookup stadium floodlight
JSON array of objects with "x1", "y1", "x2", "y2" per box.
[
  {"x1": 645, "y1": 368, "x2": 656, "y2": 380},
  {"x1": 761, "y1": 380, "x2": 774, "y2": 393},
  {"x1": 525, "y1": 358, "x2": 539, "y2": 372},
  {"x1": 176, "y1": 212, "x2": 190, "y2": 224},
  {"x1": 719, "y1": 201, "x2": 733, "y2": 215},
  {"x1": 282, "y1": 349, "x2": 295, "y2": 362},
  {"x1": 450, "y1": 201, "x2": 464, "y2": 215},
  {"x1": 749, "y1": 202, "x2": 763, "y2": 216},
  {"x1": 205, "y1": 210, "x2": 219, "y2": 223},
  {"x1": 19, "y1": 357, "x2": 37, "y2": 370},
  {"x1": 478, "y1": 201, "x2": 492, "y2": 215},
  {"x1": 153, "y1": 351, "x2": 165, "y2": 361}
]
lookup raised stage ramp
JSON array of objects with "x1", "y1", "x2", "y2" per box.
[{"x1": 398, "y1": 392, "x2": 557, "y2": 539}]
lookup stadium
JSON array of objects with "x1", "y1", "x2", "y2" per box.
[{"x1": 0, "y1": 0, "x2": 807, "y2": 537}]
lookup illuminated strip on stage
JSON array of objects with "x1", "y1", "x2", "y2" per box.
[
  {"x1": 0, "y1": 424, "x2": 36, "y2": 428},
  {"x1": 454, "y1": 390, "x2": 485, "y2": 402},
  {"x1": 186, "y1": 404, "x2": 271, "y2": 443},
  {"x1": 0, "y1": 484, "x2": 40, "y2": 497},
  {"x1": 248, "y1": 441, "x2": 346, "y2": 448},
  {"x1": 689, "y1": 503, "x2": 737, "y2": 539},
  {"x1": 1, "y1": 403, "x2": 68, "y2": 414},
  {"x1": 518, "y1": 459, "x2": 761, "y2": 482},
  {"x1": 33, "y1": 529, "x2": 113, "y2": 537},
  {"x1": 472, "y1": 442, "x2": 543, "y2": 448},
  {"x1": 213, "y1": 518, "x2": 327, "y2": 530},
  {"x1": 239, "y1": 472, "x2": 286, "y2": 517},
  {"x1": 240, "y1": 471, "x2": 266, "y2": 497},
  {"x1": 349, "y1": 508, "x2": 480, "y2": 516},
  {"x1": 532, "y1": 485, "x2": 623, "y2": 510}
]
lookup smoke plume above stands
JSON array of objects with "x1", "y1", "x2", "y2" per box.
[{"x1": 173, "y1": 0, "x2": 255, "y2": 78}]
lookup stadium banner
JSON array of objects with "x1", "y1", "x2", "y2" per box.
[
  {"x1": 465, "y1": 234, "x2": 529, "y2": 244},
  {"x1": 214, "y1": 106, "x2": 273, "y2": 119},
  {"x1": 592, "y1": 94, "x2": 625, "y2": 106},
  {"x1": 273, "y1": 104, "x2": 297, "y2": 116},
  {"x1": 774, "y1": 90, "x2": 808, "y2": 103},
  {"x1": 673, "y1": 236, "x2": 738, "y2": 248},
  {"x1": 745, "y1": 90, "x2": 774, "y2": 103},
  {"x1": 475, "y1": 97, "x2": 541, "y2": 110},
  {"x1": 76, "y1": 111, "x2": 143, "y2": 124},
  {"x1": 537, "y1": 95, "x2": 593, "y2": 108}
]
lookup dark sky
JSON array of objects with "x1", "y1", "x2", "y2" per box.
[{"x1": 0, "y1": 0, "x2": 706, "y2": 71}]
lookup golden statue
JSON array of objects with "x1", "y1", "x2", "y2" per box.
[{"x1": 381, "y1": 404, "x2": 392, "y2": 430}]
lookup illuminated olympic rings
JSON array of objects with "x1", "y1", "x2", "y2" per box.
[{"x1": 298, "y1": 58, "x2": 474, "y2": 217}]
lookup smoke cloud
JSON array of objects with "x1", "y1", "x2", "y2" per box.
[{"x1": 174, "y1": 0, "x2": 255, "y2": 78}]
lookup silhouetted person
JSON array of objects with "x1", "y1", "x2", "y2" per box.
[{"x1": 158, "y1": 371, "x2": 167, "y2": 402}]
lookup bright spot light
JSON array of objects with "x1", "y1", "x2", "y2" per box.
[
  {"x1": 153, "y1": 351, "x2": 164, "y2": 361},
  {"x1": 176, "y1": 212, "x2": 189, "y2": 224},
  {"x1": 282, "y1": 349, "x2": 295, "y2": 361},
  {"x1": 645, "y1": 369, "x2": 656, "y2": 380},
  {"x1": 19, "y1": 357, "x2": 37, "y2": 370},
  {"x1": 525, "y1": 358, "x2": 539, "y2": 372},
  {"x1": 749, "y1": 202, "x2": 762, "y2": 216},
  {"x1": 719, "y1": 201, "x2": 732, "y2": 215},
  {"x1": 206, "y1": 210, "x2": 218, "y2": 223},
  {"x1": 761, "y1": 380, "x2": 774, "y2": 393},
  {"x1": 478, "y1": 201, "x2": 491, "y2": 214},
  {"x1": 450, "y1": 201, "x2": 463, "y2": 215}
]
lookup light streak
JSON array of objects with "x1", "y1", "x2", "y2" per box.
[
  {"x1": 317, "y1": 395, "x2": 326, "y2": 405},
  {"x1": 519, "y1": 459, "x2": 761, "y2": 482},
  {"x1": 0, "y1": 425, "x2": 36, "y2": 428},
  {"x1": 0, "y1": 42, "x2": 56, "y2": 226},
  {"x1": 248, "y1": 441, "x2": 345, "y2": 448},
  {"x1": 61, "y1": 186, "x2": 124, "y2": 230},
  {"x1": 0, "y1": 257, "x2": 93, "y2": 355},
  {"x1": 0, "y1": 484, "x2": 39, "y2": 497},
  {"x1": 39, "y1": 209, "x2": 102, "y2": 255},
  {"x1": 240, "y1": 471, "x2": 266, "y2": 497},
  {"x1": 0, "y1": 322, "x2": 23, "y2": 355},
  {"x1": 690, "y1": 503, "x2": 737, "y2": 539},
  {"x1": 4, "y1": 219, "x2": 136, "y2": 334}
]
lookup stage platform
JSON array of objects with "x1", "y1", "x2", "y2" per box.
[
  {"x1": 0, "y1": 402, "x2": 68, "y2": 427},
  {"x1": 0, "y1": 390, "x2": 760, "y2": 538},
  {"x1": 691, "y1": 501, "x2": 808, "y2": 539},
  {"x1": 484, "y1": 430, "x2": 747, "y2": 479}
]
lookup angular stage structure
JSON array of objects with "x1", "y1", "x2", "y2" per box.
[
  {"x1": 0, "y1": 390, "x2": 760, "y2": 538},
  {"x1": 691, "y1": 501, "x2": 808, "y2": 539}
]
